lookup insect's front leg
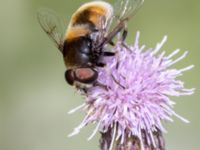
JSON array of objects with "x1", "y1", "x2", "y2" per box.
[
  {"x1": 103, "y1": 51, "x2": 115, "y2": 56},
  {"x1": 121, "y1": 21, "x2": 128, "y2": 42},
  {"x1": 109, "y1": 41, "x2": 115, "y2": 46}
]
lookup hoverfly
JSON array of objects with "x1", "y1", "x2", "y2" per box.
[{"x1": 37, "y1": 0, "x2": 144, "y2": 89}]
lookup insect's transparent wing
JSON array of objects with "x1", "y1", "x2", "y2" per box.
[
  {"x1": 114, "y1": 0, "x2": 144, "y2": 20},
  {"x1": 95, "y1": 15, "x2": 108, "y2": 45},
  {"x1": 37, "y1": 8, "x2": 67, "y2": 53},
  {"x1": 98, "y1": 0, "x2": 144, "y2": 47},
  {"x1": 107, "y1": 0, "x2": 144, "y2": 30}
]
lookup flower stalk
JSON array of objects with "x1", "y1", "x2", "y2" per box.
[{"x1": 100, "y1": 125, "x2": 165, "y2": 150}]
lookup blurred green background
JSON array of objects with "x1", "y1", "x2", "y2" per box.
[{"x1": 0, "y1": 0, "x2": 199, "y2": 150}]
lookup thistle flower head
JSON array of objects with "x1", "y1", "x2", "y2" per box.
[{"x1": 68, "y1": 32, "x2": 194, "y2": 149}]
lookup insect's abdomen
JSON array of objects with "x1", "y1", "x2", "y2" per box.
[
  {"x1": 71, "y1": 7, "x2": 105, "y2": 28},
  {"x1": 70, "y1": 1, "x2": 113, "y2": 29}
]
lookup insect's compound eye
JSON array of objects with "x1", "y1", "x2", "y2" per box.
[
  {"x1": 74, "y1": 68, "x2": 98, "y2": 84},
  {"x1": 64, "y1": 70, "x2": 74, "y2": 85}
]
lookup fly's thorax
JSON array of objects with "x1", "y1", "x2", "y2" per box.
[{"x1": 63, "y1": 33, "x2": 93, "y2": 68}]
